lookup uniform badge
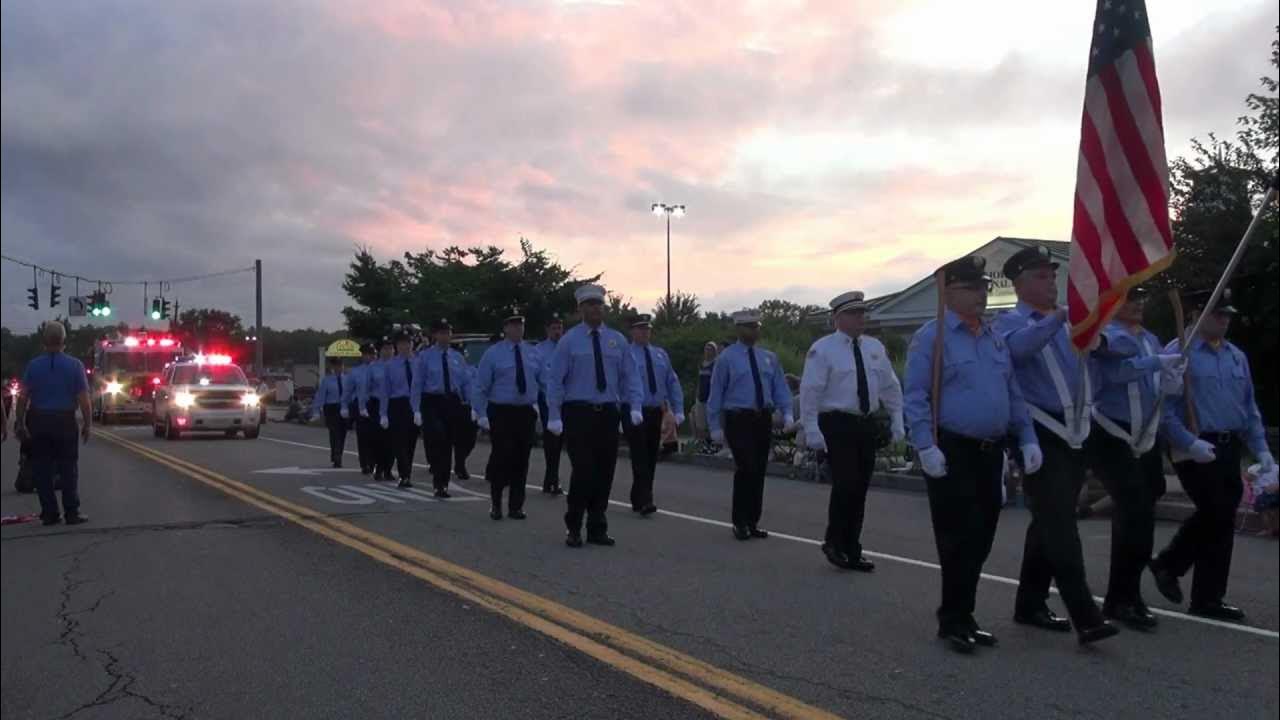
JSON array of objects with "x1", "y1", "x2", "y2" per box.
[
  {"x1": 608, "y1": 339, "x2": 618, "y2": 349},
  {"x1": 807, "y1": 349, "x2": 817, "y2": 358}
]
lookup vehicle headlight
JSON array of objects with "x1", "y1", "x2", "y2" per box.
[
  {"x1": 241, "y1": 393, "x2": 260, "y2": 407},
  {"x1": 105, "y1": 381, "x2": 123, "y2": 395},
  {"x1": 175, "y1": 392, "x2": 196, "y2": 409}
]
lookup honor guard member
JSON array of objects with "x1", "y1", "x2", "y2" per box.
[
  {"x1": 346, "y1": 343, "x2": 377, "y2": 475},
  {"x1": 451, "y1": 340, "x2": 478, "y2": 480},
  {"x1": 14, "y1": 322, "x2": 92, "y2": 526},
  {"x1": 707, "y1": 309, "x2": 794, "y2": 541},
  {"x1": 311, "y1": 356, "x2": 349, "y2": 467},
  {"x1": 473, "y1": 311, "x2": 542, "y2": 520},
  {"x1": 545, "y1": 283, "x2": 644, "y2": 548},
  {"x1": 1089, "y1": 286, "x2": 1186, "y2": 630},
  {"x1": 536, "y1": 314, "x2": 567, "y2": 494},
  {"x1": 800, "y1": 291, "x2": 905, "y2": 572},
  {"x1": 623, "y1": 314, "x2": 685, "y2": 515},
  {"x1": 361, "y1": 338, "x2": 395, "y2": 481},
  {"x1": 904, "y1": 256, "x2": 1037, "y2": 653},
  {"x1": 995, "y1": 245, "x2": 1117, "y2": 645},
  {"x1": 1150, "y1": 289, "x2": 1273, "y2": 622},
  {"x1": 411, "y1": 319, "x2": 473, "y2": 498},
  {"x1": 378, "y1": 329, "x2": 418, "y2": 488}
]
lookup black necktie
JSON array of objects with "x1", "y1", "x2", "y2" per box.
[
  {"x1": 515, "y1": 343, "x2": 527, "y2": 395},
  {"x1": 337, "y1": 375, "x2": 343, "y2": 400},
  {"x1": 404, "y1": 357, "x2": 412, "y2": 386},
  {"x1": 591, "y1": 330, "x2": 607, "y2": 392},
  {"x1": 644, "y1": 346, "x2": 657, "y2": 395},
  {"x1": 441, "y1": 351, "x2": 452, "y2": 395},
  {"x1": 853, "y1": 337, "x2": 870, "y2": 414},
  {"x1": 747, "y1": 347, "x2": 764, "y2": 409}
]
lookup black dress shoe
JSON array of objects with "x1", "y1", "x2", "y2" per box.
[
  {"x1": 732, "y1": 525, "x2": 750, "y2": 541},
  {"x1": 586, "y1": 534, "x2": 616, "y2": 547},
  {"x1": 490, "y1": 508, "x2": 503, "y2": 520},
  {"x1": 748, "y1": 526, "x2": 769, "y2": 539},
  {"x1": 332, "y1": 460, "x2": 342, "y2": 469},
  {"x1": 41, "y1": 515, "x2": 62, "y2": 527},
  {"x1": 550, "y1": 486, "x2": 564, "y2": 496},
  {"x1": 938, "y1": 629, "x2": 976, "y2": 654},
  {"x1": 1014, "y1": 609, "x2": 1073, "y2": 632},
  {"x1": 639, "y1": 504, "x2": 658, "y2": 516},
  {"x1": 508, "y1": 510, "x2": 527, "y2": 520},
  {"x1": 64, "y1": 514, "x2": 89, "y2": 526},
  {"x1": 1148, "y1": 560, "x2": 1183, "y2": 604},
  {"x1": 361, "y1": 467, "x2": 374, "y2": 476},
  {"x1": 1077, "y1": 621, "x2": 1120, "y2": 645},
  {"x1": 565, "y1": 532, "x2": 583, "y2": 548},
  {"x1": 822, "y1": 543, "x2": 853, "y2": 569},
  {"x1": 970, "y1": 629, "x2": 998, "y2": 647},
  {"x1": 1188, "y1": 602, "x2": 1246, "y2": 623},
  {"x1": 434, "y1": 489, "x2": 450, "y2": 499},
  {"x1": 1104, "y1": 602, "x2": 1158, "y2": 631},
  {"x1": 455, "y1": 468, "x2": 470, "y2": 480},
  {"x1": 397, "y1": 479, "x2": 413, "y2": 489},
  {"x1": 851, "y1": 556, "x2": 875, "y2": 573}
]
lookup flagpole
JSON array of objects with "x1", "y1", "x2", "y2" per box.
[
  {"x1": 1183, "y1": 183, "x2": 1278, "y2": 344},
  {"x1": 1168, "y1": 290, "x2": 1199, "y2": 435}
]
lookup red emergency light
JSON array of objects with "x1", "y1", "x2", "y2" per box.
[
  {"x1": 159, "y1": 338, "x2": 175, "y2": 347},
  {"x1": 123, "y1": 337, "x2": 140, "y2": 347},
  {"x1": 195, "y1": 353, "x2": 233, "y2": 366},
  {"x1": 146, "y1": 338, "x2": 157, "y2": 347},
  {"x1": 152, "y1": 377, "x2": 162, "y2": 385}
]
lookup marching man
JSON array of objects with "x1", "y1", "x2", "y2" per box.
[
  {"x1": 800, "y1": 291, "x2": 904, "y2": 573},
  {"x1": 623, "y1": 314, "x2": 684, "y2": 516},
  {"x1": 473, "y1": 312, "x2": 542, "y2": 520}
]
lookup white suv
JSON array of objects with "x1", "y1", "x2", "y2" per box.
[{"x1": 153, "y1": 356, "x2": 262, "y2": 440}]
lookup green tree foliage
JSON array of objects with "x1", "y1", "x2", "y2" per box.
[
  {"x1": 653, "y1": 291, "x2": 702, "y2": 328},
  {"x1": 171, "y1": 308, "x2": 247, "y2": 351}
]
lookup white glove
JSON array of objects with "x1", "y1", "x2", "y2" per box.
[
  {"x1": 547, "y1": 419, "x2": 564, "y2": 436},
  {"x1": 1159, "y1": 367, "x2": 1185, "y2": 395},
  {"x1": 470, "y1": 409, "x2": 478, "y2": 423},
  {"x1": 674, "y1": 413, "x2": 685, "y2": 426},
  {"x1": 533, "y1": 404, "x2": 540, "y2": 420},
  {"x1": 360, "y1": 407, "x2": 369, "y2": 418},
  {"x1": 891, "y1": 418, "x2": 906, "y2": 444},
  {"x1": 782, "y1": 415, "x2": 797, "y2": 434},
  {"x1": 1188, "y1": 439, "x2": 1217, "y2": 464},
  {"x1": 630, "y1": 410, "x2": 644, "y2": 426},
  {"x1": 413, "y1": 411, "x2": 423, "y2": 427},
  {"x1": 1256, "y1": 451, "x2": 1276, "y2": 472},
  {"x1": 806, "y1": 430, "x2": 827, "y2": 451},
  {"x1": 711, "y1": 429, "x2": 725, "y2": 445},
  {"x1": 380, "y1": 416, "x2": 389, "y2": 430},
  {"x1": 477, "y1": 417, "x2": 491, "y2": 431},
  {"x1": 918, "y1": 446, "x2": 947, "y2": 478},
  {"x1": 340, "y1": 407, "x2": 349, "y2": 419},
  {"x1": 1156, "y1": 353, "x2": 1186, "y2": 371},
  {"x1": 1021, "y1": 443, "x2": 1043, "y2": 474}
]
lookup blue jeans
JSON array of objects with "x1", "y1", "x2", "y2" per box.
[{"x1": 28, "y1": 410, "x2": 81, "y2": 519}]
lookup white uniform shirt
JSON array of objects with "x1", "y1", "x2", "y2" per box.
[{"x1": 799, "y1": 331, "x2": 904, "y2": 439}]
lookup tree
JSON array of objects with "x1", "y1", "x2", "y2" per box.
[
  {"x1": 172, "y1": 308, "x2": 246, "y2": 352},
  {"x1": 653, "y1": 291, "x2": 701, "y2": 328}
]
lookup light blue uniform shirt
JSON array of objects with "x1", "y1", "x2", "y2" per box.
[
  {"x1": 1161, "y1": 336, "x2": 1267, "y2": 457},
  {"x1": 535, "y1": 339, "x2": 559, "y2": 371},
  {"x1": 377, "y1": 354, "x2": 416, "y2": 420},
  {"x1": 411, "y1": 345, "x2": 472, "y2": 402},
  {"x1": 311, "y1": 374, "x2": 345, "y2": 416},
  {"x1": 21, "y1": 352, "x2": 89, "y2": 412},
  {"x1": 904, "y1": 311, "x2": 1035, "y2": 448},
  {"x1": 359, "y1": 359, "x2": 387, "y2": 409},
  {"x1": 630, "y1": 343, "x2": 684, "y2": 411},
  {"x1": 472, "y1": 339, "x2": 542, "y2": 418},
  {"x1": 994, "y1": 302, "x2": 1093, "y2": 415},
  {"x1": 342, "y1": 364, "x2": 366, "y2": 407},
  {"x1": 545, "y1": 323, "x2": 644, "y2": 423},
  {"x1": 706, "y1": 342, "x2": 792, "y2": 435},
  {"x1": 1093, "y1": 321, "x2": 1163, "y2": 425}
]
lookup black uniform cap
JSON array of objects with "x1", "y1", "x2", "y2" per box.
[
  {"x1": 939, "y1": 255, "x2": 991, "y2": 286},
  {"x1": 1002, "y1": 245, "x2": 1059, "y2": 280},
  {"x1": 1186, "y1": 287, "x2": 1239, "y2": 314}
]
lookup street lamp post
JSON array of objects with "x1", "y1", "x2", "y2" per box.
[{"x1": 650, "y1": 203, "x2": 686, "y2": 309}]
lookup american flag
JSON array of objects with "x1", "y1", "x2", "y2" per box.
[{"x1": 1067, "y1": 0, "x2": 1173, "y2": 351}]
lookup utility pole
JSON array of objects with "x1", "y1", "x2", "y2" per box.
[{"x1": 255, "y1": 259, "x2": 264, "y2": 377}]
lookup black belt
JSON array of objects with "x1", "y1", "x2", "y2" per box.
[
  {"x1": 1200, "y1": 431, "x2": 1239, "y2": 447},
  {"x1": 725, "y1": 408, "x2": 774, "y2": 416},
  {"x1": 27, "y1": 408, "x2": 76, "y2": 418},
  {"x1": 489, "y1": 402, "x2": 535, "y2": 410},
  {"x1": 564, "y1": 401, "x2": 617, "y2": 412},
  {"x1": 938, "y1": 428, "x2": 1005, "y2": 453}
]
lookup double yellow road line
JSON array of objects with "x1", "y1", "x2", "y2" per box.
[{"x1": 96, "y1": 430, "x2": 841, "y2": 720}]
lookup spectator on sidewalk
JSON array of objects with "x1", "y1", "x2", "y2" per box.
[{"x1": 691, "y1": 342, "x2": 719, "y2": 448}]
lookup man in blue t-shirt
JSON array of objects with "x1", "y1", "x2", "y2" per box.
[{"x1": 15, "y1": 322, "x2": 92, "y2": 526}]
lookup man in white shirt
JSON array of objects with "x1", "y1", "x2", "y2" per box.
[{"x1": 800, "y1": 291, "x2": 905, "y2": 572}]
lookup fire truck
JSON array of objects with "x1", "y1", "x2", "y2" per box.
[{"x1": 92, "y1": 330, "x2": 184, "y2": 425}]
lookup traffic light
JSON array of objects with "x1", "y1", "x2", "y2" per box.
[
  {"x1": 151, "y1": 298, "x2": 163, "y2": 320},
  {"x1": 49, "y1": 283, "x2": 61, "y2": 308},
  {"x1": 27, "y1": 286, "x2": 39, "y2": 310},
  {"x1": 89, "y1": 291, "x2": 111, "y2": 317},
  {"x1": 161, "y1": 298, "x2": 172, "y2": 320}
]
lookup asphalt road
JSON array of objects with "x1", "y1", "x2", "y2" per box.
[{"x1": 2, "y1": 419, "x2": 1277, "y2": 719}]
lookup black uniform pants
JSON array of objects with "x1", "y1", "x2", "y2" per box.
[
  {"x1": 28, "y1": 410, "x2": 81, "y2": 520},
  {"x1": 387, "y1": 397, "x2": 416, "y2": 480},
  {"x1": 724, "y1": 409, "x2": 772, "y2": 528},
  {"x1": 323, "y1": 404, "x2": 347, "y2": 465},
  {"x1": 539, "y1": 393, "x2": 564, "y2": 488},
  {"x1": 486, "y1": 404, "x2": 536, "y2": 512},
  {"x1": 623, "y1": 405, "x2": 664, "y2": 510},
  {"x1": 1016, "y1": 426, "x2": 1102, "y2": 627},
  {"x1": 364, "y1": 398, "x2": 392, "y2": 477},
  {"x1": 1156, "y1": 434, "x2": 1243, "y2": 606},
  {"x1": 1088, "y1": 427, "x2": 1161, "y2": 606},
  {"x1": 454, "y1": 406, "x2": 477, "y2": 472},
  {"x1": 925, "y1": 431, "x2": 1004, "y2": 634},
  {"x1": 819, "y1": 412, "x2": 877, "y2": 557},
  {"x1": 563, "y1": 402, "x2": 621, "y2": 536},
  {"x1": 422, "y1": 394, "x2": 462, "y2": 490},
  {"x1": 350, "y1": 401, "x2": 372, "y2": 472}
]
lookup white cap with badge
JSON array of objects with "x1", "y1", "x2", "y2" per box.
[
  {"x1": 574, "y1": 284, "x2": 606, "y2": 304},
  {"x1": 829, "y1": 291, "x2": 868, "y2": 315}
]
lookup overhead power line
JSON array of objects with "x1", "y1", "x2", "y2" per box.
[{"x1": 1, "y1": 253, "x2": 255, "y2": 288}]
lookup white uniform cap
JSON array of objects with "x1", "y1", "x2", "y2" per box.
[
  {"x1": 829, "y1": 291, "x2": 867, "y2": 314},
  {"x1": 731, "y1": 309, "x2": 762, "y2": 325},
  {"x1": 574, "y1": 284, "x2": 606, "y2": 304}
]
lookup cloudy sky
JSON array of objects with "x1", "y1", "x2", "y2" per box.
[{"x1": 2, "y1": 0, "x2": 1276, "y2": 332}]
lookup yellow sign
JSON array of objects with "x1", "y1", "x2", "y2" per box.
[{"x1": 325, "y1": 339, "x2": 362, "y2": 358}]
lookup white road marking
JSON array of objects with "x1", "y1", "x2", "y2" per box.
[
  {"x1": 254, "y1": 466, "x2": 363, "y2": 476},
  {"x1": 259, "y1": 434, "x2": 1279, "y2": 640}
]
